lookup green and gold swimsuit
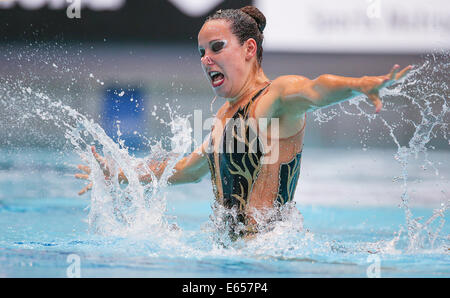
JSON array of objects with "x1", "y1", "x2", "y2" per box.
[{"x1": 206, "y1": 83, "x2": 306, "y2": 237}]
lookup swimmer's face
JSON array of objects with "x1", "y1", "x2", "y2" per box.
[{"x1": 198, "y1": 20, "x2": 255, "y2": 98}]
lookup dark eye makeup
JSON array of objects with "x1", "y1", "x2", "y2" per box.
[
  {"x1": 211, "y1": 40, "x2": 226, "y2": 52},
  {"x1": 198, "y1": 40, "x2": 227, "y2": 58}
]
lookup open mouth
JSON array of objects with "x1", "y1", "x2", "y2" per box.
[{"x1": 208, "y1": 71, "x2": 225, "y2": 88}]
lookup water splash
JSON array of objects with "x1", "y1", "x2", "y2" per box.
[
  {"x1": 0, "y1": 78, "x2": 190, "y2": 245},
  {"x1": 69, "y1": 109, "x2": 192, "y2": 239},
  {"x1": 0, "y1": 43, "x2": 448, "y2": 262},
  {"x1": 313, "y1": 51, "x2": 449, "y2": 253},
  {"x1": 387, "y1": 53, "x2": 449, "y2": 252}
]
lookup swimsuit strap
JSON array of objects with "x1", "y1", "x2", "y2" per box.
[
  {"x1": 230, "y1": 82, "x2": 272, "y2": 122},
  {"x1": 251, "y1": 82, "x2": 271, "y2": 103}
]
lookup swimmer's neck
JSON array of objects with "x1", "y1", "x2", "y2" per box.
[{"x1": 227, "y1": 67, "x2": 270, "y2": 106}]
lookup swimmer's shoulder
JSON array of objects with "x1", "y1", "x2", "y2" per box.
[
  {"x1": 255, "y1": 75, "x2": 312, "y2": 119},
  {"x1": 270, "y1": 75, "x2": 312, "y2": 97}
]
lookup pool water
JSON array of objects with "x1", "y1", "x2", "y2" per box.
[
  {"x1": 0, "y1": 148, "x2": 448, "y2": 278},
  {"x1": 0, "y1": 49, "x2": 448, "y2": 278}
]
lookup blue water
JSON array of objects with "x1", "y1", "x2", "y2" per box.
[{"x1": 0, "y1": 148, "x2": 448, "y2": 277}]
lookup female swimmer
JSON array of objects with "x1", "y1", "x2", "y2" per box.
[{"x1": 75, "y1": 6, "x2": 411, "y2": 237}]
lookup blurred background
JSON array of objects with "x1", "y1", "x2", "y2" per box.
[{"x1": 0, "y1": 0, "x2": 449, "y2": 151}]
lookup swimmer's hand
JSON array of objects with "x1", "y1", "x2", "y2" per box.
[
  {"x1": 75, "y1": 146, "x2": 127, "y2": 195},
  {"x1": 358, "y1": 64, "x2": 412, "y2": 113},
  {"x1": 75, "y1": 163, "x2": 92, "y2": 195}
]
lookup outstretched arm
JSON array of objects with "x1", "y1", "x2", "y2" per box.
[
  {"x1": 138, "y1": 141, "x2": 210, "y2": 185},
  {"x1": 75, "y1": 140, "x2": 210, "y2": 195},
  {"x1": 275, "y1": 64, "x2": 412, "y2": 116}
]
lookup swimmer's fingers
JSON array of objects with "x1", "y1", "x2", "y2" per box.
[
  {"x1": 359, "y1": 77, "x2": 384, "y2": 112},
  {"x1": 91, "y1": 146, "x2": 111, "y2": 177},
  {"x1": 387, "y1": 64, "x2": 400, "y2": 81},
  {"x1": 367, "y1": 93, "x2": 383, "y2": 113},
  {"x1": 382, "y1": 64, "x2": 412, "y2": 88},
  {"x1": 395, "y1": 65, "x2": 412, "y2": 80},
  {"x1": 373, "y1": 65, "x2": 399, "y2": 91},
  {"x1": 91, "y1": 146, "x2": 105, "y2": 167},
  {"x1": 78, "y1": 182, "x2": 92, "y2": 196},
  {"x1": 361, "y1": 64, "x2": 411, "y2": 113},
  {"x1": 75, "y1": 164, "x2": 92, "y2": 195},
  {"x1": 75, "y1": 173, "x2": 89, "y2": 180},
  {"x1": 77, "y1": 164, "x2": 91, "y2": 174}
]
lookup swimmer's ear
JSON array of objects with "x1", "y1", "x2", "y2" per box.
[{"x1": 244, "y1": 38, "x2": 258, "y2": 61}]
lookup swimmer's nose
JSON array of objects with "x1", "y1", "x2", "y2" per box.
[{"x1": 201, "y1": 55, "x2": 214, "y2": 66}]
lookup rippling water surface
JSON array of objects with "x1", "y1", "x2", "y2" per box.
[
  {"x1": 0, "y1": 148, "x2": 448, "y2": 277},
  {"x1": 0, "y1": 48, "x2": 448, "y2": 277}
]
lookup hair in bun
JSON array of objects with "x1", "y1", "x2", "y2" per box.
[
  {"x1": 240, "y1": 6, "x2": 266, "y2": 33},
  {"x1": 206, "y1": 6, "x2": 266, "y2": 65}
]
